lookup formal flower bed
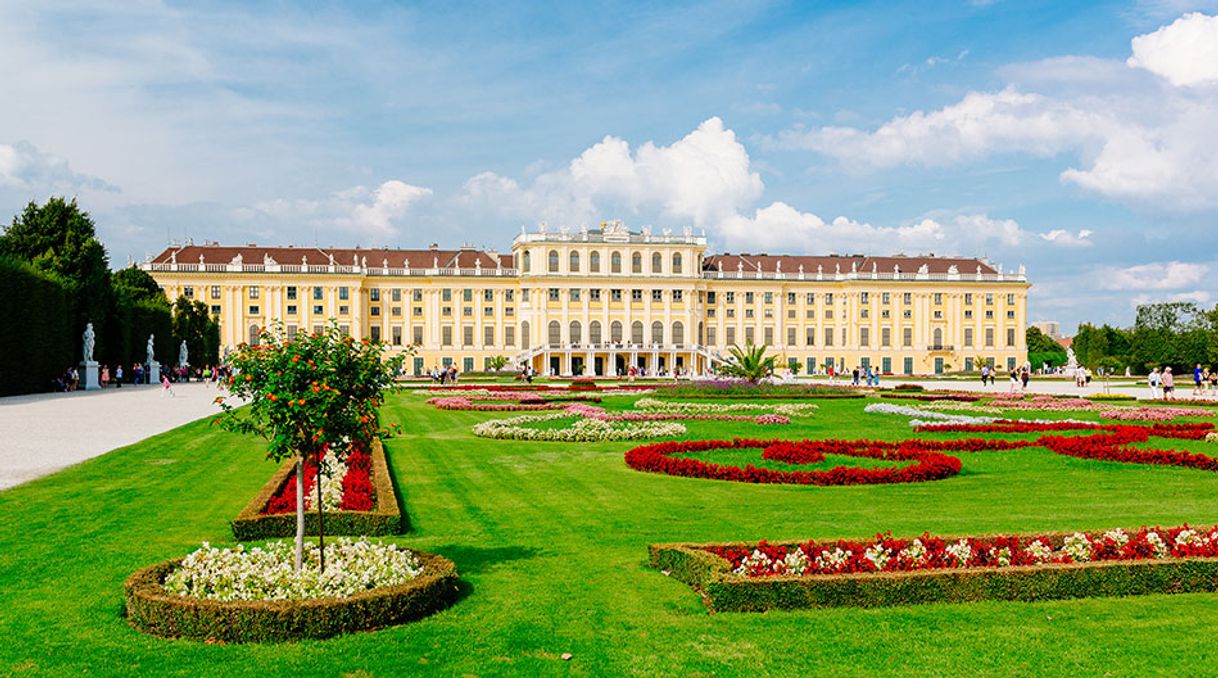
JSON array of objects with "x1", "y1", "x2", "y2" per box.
[
  {"x1": 231, "y1": 439, "x2": 404, "y2": 540},
  {"x1": 878, "y1": 391, "x2": 985, "y2": 402},
  {"x1": 263, "y1": 445, "x2": 373, "y2": 514},
  {"x1": 707, "y1": 525, "x2": 1218, "y2": 577},
  {"x1": 427, "y1": 389, "x2": 603, "y2": 411},
  {"x1": 472, "y1": 411, "x2": 687, "y2": 441},
  {"x1": 864, "y1": 402, "x2": 998, "y2": 426},
  {"x1": 164, "y1": 538, "x2": 424, "y2": 601},
  {"x1": 565, "y1": 402, "x2": 789, "y2": 425},
  {"x1": 125, "y1": 542, "x2": 460, "y2": 642},
  {"x1": 649, "y1": 525, "x2": 1218, "y2": 612},
  {"x1": 624, "y1": 438, "x2": 963, "y2": 486},
  {"x1": 1098, "y1": 406, "x2": 1214, "y2": 421},
  {"x1": 634, "y1": 397, "x2": 818, "y2": 417}
]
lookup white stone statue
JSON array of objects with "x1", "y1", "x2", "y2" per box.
[
  {"x1": 1065, "y1": 347, "x2": 1079, "y2": 369},
  {"x1": 147, "y1": 334, "x2": 156, "y2": 365},
  {"x1": 82, "y1": 323, "x2": 95, "y2": 363},
  {"x1": 179, "y1": 340, "x2": 189, "y2": 367}
]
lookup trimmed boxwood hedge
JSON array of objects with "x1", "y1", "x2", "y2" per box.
[
  {"x1": 231, "y1": 439, "x2": 404, "y2": 541},
  {"x1": 650, "y1": 536, "x2": 1218, "y2": 613},
  {"x1": 125, "y1": 550, "x2": 459, "y2": 642}
]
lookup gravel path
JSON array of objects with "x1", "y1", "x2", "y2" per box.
[{"x1": 0, "y1": 382, "x2": 228, "y2": 491}]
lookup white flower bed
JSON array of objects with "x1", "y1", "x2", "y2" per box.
[
  {"x1": 472, "y1": 412, "x2": 686, "y2": 441},
  {"x1": 863, "y1": 402, "x2": 997, "y2": 425},
  {"x1": 162, "y1": 538, "x2": 424, "y2": 602},
  {"x1": 305, "y1": 449, "x2": 349, "y2": 512},
  {"x1": 634, "y1": 397, "x2": 818, "y2": 417}
]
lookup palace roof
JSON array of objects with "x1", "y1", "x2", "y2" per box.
[{"x1": 701, "y1": 254, "x2": 997, "y2": 275}]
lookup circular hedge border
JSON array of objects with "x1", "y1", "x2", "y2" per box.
[{"x1": 124, "y1": 550, "x2": 460, "y2": 643}]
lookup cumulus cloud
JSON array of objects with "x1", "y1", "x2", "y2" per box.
[
  {"x1": 236, "y1": 179, "x2": 431, "y2": 241},
  {"x1": 1127, "y1": 12, "x2": 1218, "y2": 86},
  {"x1": 0, "y1": 141, "x2": 118, "y2": 193},
  {"x1": 766, "y1": 14, "x2": 1218, "y2": 210},
  {"x1": 460, "y1": 117, "x2": 763, "y2": 229},
  {"x1": 714, "y1": 203, "x2": 1085, "y2": 258},
  {"x1": 1096, "y1": 261, "x2": 1208, "y2": 290},
  {"x1": 1130, "y1": 290, "x2": 1212, "y2": 307}
]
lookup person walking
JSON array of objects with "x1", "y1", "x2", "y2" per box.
[
  {"x1": 1194, "y1": 364, "x2": 1204, "y2": 397},
  {"x1": 1148, "y1": 368, "x2": 1161, "y2": 399},
  {"x1": 1162, "y1": 367, "x2": 1176, "y2": 400},
  {"x1": 115, "y1": 364, "x2": 123, "y2": 388},
  {"x1": 160, "y1": 371, "x2": 175, "y2": 397},
  {"x1": 1020, "y1": 366, "x2": 1030, "y2": 393},
  {"x1": 1008, "y1": 367, "x2": 1020, "y2": 394}
]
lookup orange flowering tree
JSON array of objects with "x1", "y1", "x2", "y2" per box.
[{"x1": 217, "y1": 321, "x2": 408, "y2": 570}]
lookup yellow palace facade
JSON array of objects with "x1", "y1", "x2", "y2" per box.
[{"x1": 142, "y1": 222, "x2": 1030, "y2": 376}]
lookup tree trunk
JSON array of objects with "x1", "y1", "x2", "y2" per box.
[
  {"x1": 316, "y1": 449, "x2": 326, "y2": 573},
  {"x1": 294, "y1": 455, "x2": 305, "y2": 571}
]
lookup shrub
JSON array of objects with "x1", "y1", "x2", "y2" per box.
[
  {"x1": 125, "y1": 550, "x2": 459, "y2": 642},
  {"x1": 0, "y1": 256, "x2": 73, "y2": 395},
  {"x1": 231, "y1": 439, "x2": 404, "y2": 540},
  {"x1": 570, "y1": 378, "x2": 598, "y2": 391},
  {"x1": 892, "y1": 383, "x2": 926, "y2": 392}
]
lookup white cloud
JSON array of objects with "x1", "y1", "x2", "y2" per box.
[
  {"x1": 1097, "y1": 261, "x2": 1208, "y2": 290},
  {"x1": 0, "y1": 141, "x2": 118, "y2": 193},
  {"x1": 460, "y1": 117, "x2": 763, "y2": 229},
  {"x1": 714, "y1": 203, "x2": 1081, "y2": 259},
  {"x1": 1130, "y1": 290, "x2": 1211, "y2": 307},
  {"x1": 1128, "y1": 12, "x2": 1218, "y2": 86},
  {"x1": 236, "y1": 179, "x2": 431, "y2": 241},
  {"x1": 1038, "y1": 229, "x2": 1093, "y2": 247},
  {"x1": 767, "y1": 15, "x2": 1218, "y2": 211}
]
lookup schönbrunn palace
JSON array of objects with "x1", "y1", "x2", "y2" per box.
[{"x1": 143, "y1": 222, "x2": 1030, "y2": 377}]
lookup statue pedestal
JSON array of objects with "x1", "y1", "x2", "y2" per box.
[
  {"x1": 80, "y1": 361, "x2": 100, "y2": 390},
  {"x1": 147, "y1": 361, "x2": 161, "y2": 385}
]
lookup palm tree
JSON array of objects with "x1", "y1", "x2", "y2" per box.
[{"x1": 720, "y1": 343, "x2": 778, "y2": 383}]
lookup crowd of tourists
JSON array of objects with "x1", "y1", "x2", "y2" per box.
[{"x1": 52, "y1": 363, "x2": 230, "y2": 393}]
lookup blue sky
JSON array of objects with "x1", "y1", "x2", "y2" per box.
[{"x1": 2, "y1": 0, "x2": 1217, "y2": 333}]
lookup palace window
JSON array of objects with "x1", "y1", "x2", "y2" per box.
[
  {"x1": 590, "y1": 289, "x2": 601, "y2": 302},
  {"x1": 392, "y1": 288, "x2": 402, "y2": 302},
  {"x1": 652, "y1": 252, "x2": 662, "y2": 273},
  {"x1": 933, "y1": 293, "x2": 942, "y2": 304},
  {"x1": 764, "y1": 292, "x2": 773, "y2": 304},
  {"x1": 611, "y1": 251, "x2": 622, "y2": 273},
  {"x1": 522, "y1": 251, "x2": 531, "y2": 272},
  {"x1": 860, "y1": 327, "x2": 870, "y2": 347},
  {"x1": 369, "y1": 306, "x2": 379, "y2": 317},
  {"x1": 787, "y1": 292, "x2": 796, "y2": 304},
  {"x1": 611, "y1": 289, "x2": 622, "y2": 302},
  {"x1": 441, "y1": 289, "x2": 452, "y2": 302},
  {"x1": 569, "y1": 251, "x2": 580, "y2": 272},
  {"x1": 986, "y1": 293, "x2": 994, "y2": 305},
  {"x1": 965, "y1": 293, "x2": 973, "y2": 305},
  {"x1": 338, "y1": 287, "x2": 349, "y2": 301},
  {"x1": 903, "y1": 327, "x2": 913, "y2": 347},
  {"x1": 211, "y1": 286, "x2": 221, "y2": 300},
  {"x1": 825, "y1": 293, "x2": 834, "y2": 304},
  {"x1": 590, "y1": 251, "x2": 601, "y2": 272},
  {"x1": 248, "y1": 305, "x2": 260, "y2": 315},
  {"x1": 632, "y1": 252, "x2": 642, "y2": 274},
  {"x1": 881, "y1": 327, "x2": 891, "y2": 346},
  {"x1": 484, "y1": 326, "x2": 494, "y2": 346},
  {"x1": 673, "y1": 290, "x2": 683, "y2": 302},
  {"x1": 313, "y1": 305, "x2": 324, "y2": 315},
  {"x1": 548, "y1": 288, "x2": 560, "y2": 301},
  {"x1": 805, "y1": 328, "x2": 815, "y2": 346},
  {"x1": 882, "y1": 292, "x2": 890, "y2": 304},
  {"x1": 413, "y1": 326, "x2": 424, "y2": 344},
  {"x1": 286, "y1": 305, "x2": 297, "y2": 315},
  {"x1": 672, "y1": 253, "x2": 682, "y2": 273},
  {"x1": 413, "y1": 289, "x2": 423, "y2": 302},
  {"x1": 652, "y1": 289, "x2": 662, "y2": 302},
  {"x1": 860, "y1": 292, "x2": 869, "y2": 303},
  {"x1": 183, "y1": 286, "x2": 194, "y2": 299},
  {"x1": 745, "y1": 327, "x2": 755, "y2": 344},
  {"x1": 548, "y1": 250, "x2": 560, "y2": 273},
  {"x1": 964, "y1": 328, "x2": 974, "y2": 347},
  {"x1": 313, "y1": 287, "x2": 324, "y2": 301},
  {"x1": 484, "y1": 289, "x2": 494, "y2": 302},
  {"x1": 707, "y1": 291, "x2": 717, "y2": 304},
  {"x1": 369, "y1": 289, "x2": 379, "y2": 302},
  {"x1": 248, "y1": 286, "x2": 259, "y2": 299},
  {"x1": 903, "y1": 292, "x2": 911, "y2": 304},
  {"x1": 726, "y1": 327, "x2": 736, "y2": 345},
  {"x1": 745, "y1": 292, "x2": 754, "y2": 304},
  {"x1": 484, "y1": 306, "x2": 494, "y2": 317},
  {"x1": 725, "y1": 291, "x2": 735, "y2": 303},
  {"x1": 570, "y1": 289, "x2": 581, "y2": 302},
  {"x1": 505, "y1": 290, "x2": 514, "y2": 302},
  {"x1": 631, "y1": 289, "x2": 643, "y2": 302}
]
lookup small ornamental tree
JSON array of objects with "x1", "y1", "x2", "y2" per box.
[
  {"x1": 217, "y1": 321, "x2": 409, "y2": 571},
  {"x1": 487, "y1": 355, "x2": 510, "y2": 372},
  {"x1": 720, "y1": 343, "x2": 778, "y2": 383}
]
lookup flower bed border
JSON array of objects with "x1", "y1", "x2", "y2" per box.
[
  {"x1": 124, "y1": 550, "x2": 459, "y2": 642},
  {"x1": 231, "y1": 439, "x2": 404, "y2": 540},
  {"x1": 650, "y1": 534, "x2": 1218, "y2": 612}
]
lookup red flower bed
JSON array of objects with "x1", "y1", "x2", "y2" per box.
[
  {"x1": 261, "y1": 445, "x2": 375, "y2": 514},
  {"x1": 624, "y1": 438, "x2": 962, "y2": 486},
  {"x1": 703, "y1": 524, "x2": 1218, "y2": 578},
  {"x1": 627, "y1": 420, "x2": 1218, "y2": 487}
]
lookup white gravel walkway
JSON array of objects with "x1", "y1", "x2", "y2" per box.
[{"x1": 0, "y1": 382, "x2": 228, "y2": 491}]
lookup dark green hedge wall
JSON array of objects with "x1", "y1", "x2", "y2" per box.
[{"x1": 0, "y1": 256, "x2": 73, "y2": 395}]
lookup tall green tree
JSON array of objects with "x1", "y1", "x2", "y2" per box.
[
  {"x1": 1026, "y1": 327, "x2": 1067, "y2": 368},
  {"x1": 171, "y1": 296, "x2": 220, "y2": 368},
  {"x1": 0, "y1": 198, "x2": 111, "y2": 345}
]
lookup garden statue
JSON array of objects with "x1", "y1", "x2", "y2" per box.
[
  {"x1": 179, "y1": 340, "x2": 189, "y2": 367},
  {"x1": 82, "y1": 323, "x2": 95, "y2": 363},
  {"x1": 1065, "y1": 347, "x2": 1079, "y2": 369},
  {"x1": 147, "y1": 334, "x2": 156, "y2": 365}
]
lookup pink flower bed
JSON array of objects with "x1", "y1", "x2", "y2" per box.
[
  {"x1": 1099, "y1": 407, "x2": 1213, "y2": 421},
  {"x1": 565, "y1": 402, "x2": 789, "y2": 425}
]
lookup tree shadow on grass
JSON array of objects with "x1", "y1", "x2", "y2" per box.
[{"x1": 434, "y1": 544, "x2": 542, "y2": 576}]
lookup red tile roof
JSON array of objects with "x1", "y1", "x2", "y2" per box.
[{"x1": 150, "y1": 245, "x2": 509, "y2": 269}]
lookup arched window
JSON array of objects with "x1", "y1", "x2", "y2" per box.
[
  {"x1": 632, "y1": 252, "x2": 642, "y2": 274},
  {"x1": 672, "y1": 321, "x2": 685, "y2": 346},
  {"x1": 611, "y1": 251, "x2": 622, "y2": 273},
  {"x1": 672, "y1": 253, "x2": 682, "y2": 274},
  {"x1": 248, "y1": 324, "x2": 261, "y2": 347},
  {"x1": 569, "y1": 251, "x2": 580, "y2": 273},
  {"x1": 610, "y1": 320, "x2": 623, "y2": 342},
  {"x1": 631, "y1": 321, "x2": 644, "y2": 344},
  {"x1": 590, "y1": 251, "x2": 601, "y2": 272},
  {"x1": 651, "y1": 321, "x2": 664, "y2": 345},
  {"x1": 548, "y1": 320, "x2": 561, "y2": 345},
  {"x1": 548, "y1": 250, "x2": 560, "y2": 273},
  {"x1": 569, "y1": 320, "x2": 582, "y2": 344},
  {"x1": 521, "y1": 321, "x2": 530, "y2": 349},
  {"x1": 589, "y1": 320, "x2": 602, "y2": 344},
  {"x1": 522, "y1": 251, "x2": 531, "y2": 272},
  {"x1": 933, "y1": 327, "x2": 943, "y2": 348},
  {"x1": 651, "y1": 252, "x2": 662, "y2": 274}
]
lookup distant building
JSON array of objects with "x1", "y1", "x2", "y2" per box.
[
  {"x1": 142, "y1": 222, "x2": 1030, "y2": 376},
  {"x1": 1030, "y1": 320, "x2": 1061, "y2": 339}
]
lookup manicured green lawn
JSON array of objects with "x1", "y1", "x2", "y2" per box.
[{"x1": 4, "y1": 393, "x2": 1218, "y2": 675}]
